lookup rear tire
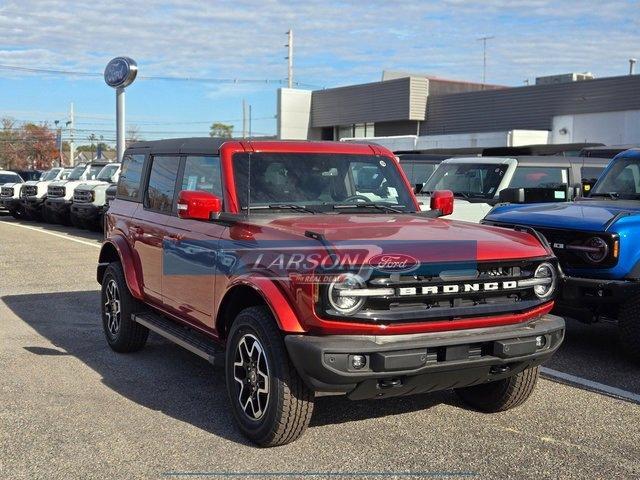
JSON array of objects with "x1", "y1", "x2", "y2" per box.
[
  {"x1": 456, "y1": 366, "x2": 539, "y2": 412},
  {"x1": 70, "y1": 211, "x2": 84, "y2": 229},
  {"x1": 619, "y1": 296, "x2": 640, "y2": 362},
  {"x1": 101, "y1": 262, "x2": 149, "y2": 353},
  {"x1": 225, "y1": 306, "x2": 314, "y2": 447}
]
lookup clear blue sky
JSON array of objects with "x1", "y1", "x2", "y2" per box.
[{"x1": 0, "y1": 0, "x2": 638, "y2": 145}]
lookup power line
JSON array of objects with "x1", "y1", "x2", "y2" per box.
[{"x1": 0, "y1": 64, "x2": 321, "y2": 88}]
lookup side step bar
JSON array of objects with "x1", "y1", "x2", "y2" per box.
[{"x1": 132, "y1": 312, "x2": 223, "y2": 365}]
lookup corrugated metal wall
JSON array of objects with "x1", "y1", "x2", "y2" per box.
[
  {"x1": 310, "y1": 77, "x2": 428, "y2": 127},
  {"x1": 423, "y1": 75, "x2": 640, "y2": 135}
]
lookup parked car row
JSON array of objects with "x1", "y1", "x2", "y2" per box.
[{"x1": 0, "y1": 162, "x2": 121, "y2": 231}]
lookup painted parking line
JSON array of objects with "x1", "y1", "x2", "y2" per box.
[
  {"x1": 0, "y1": 220, "x2": 101, "y2": 249},
  {"x1": 541, "y1": 367, "x2": 640, "y2": 405}
]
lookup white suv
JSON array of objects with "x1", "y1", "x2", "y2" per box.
[
  {"x1": 44, "y1": 163, "x2": 108, "y2": 225},
  {"x1": 21, "y1": 167, "x2": 72, "y2": 220},
  {"x1": 70, "y1": 163, "x2": 121, "y2": 230},
  {"x1": 0, "y1": 170, "x2": 27, "y2": 218}
]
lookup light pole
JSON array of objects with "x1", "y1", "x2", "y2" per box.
[{"x1": 104, "y1": 57, "x2": 138, "y2": 162}]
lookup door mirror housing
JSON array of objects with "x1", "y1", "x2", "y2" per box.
[
  {"x1": 430, "y1": 190, "x2": 454, "y2": 217},
  {"x1": 177, "y1": 190, "x2": 222, "y2": 220}
]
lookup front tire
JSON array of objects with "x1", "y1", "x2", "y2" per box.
[
  {"x1": 225, "y1": 306, "x2": 314, "y2": 447},
  {"x1": 101, "y1": 262, "x2": 149, "y2": 353},
  {"x1": 456, "y1": 366, "x2": 539, "y2": 412},
  {"x1": 619, "y1": 296, "x2": 640, "y2": 362}
]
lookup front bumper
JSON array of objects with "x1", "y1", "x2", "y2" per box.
[
  {"x1": 555, "y1": 275, "x2": 640, "y2": 321},
  {"x1": 0, "y1": 197, "x2": 20, "y2": 210},
  {"x1": 285, "y1": 314, "x2": 565, "y2": 399},
  {"x1": 45, "y1": 197, "x2": 72, "y2": 213},
  {"x1": 71, "y1": 202, "x2": 102, "y2": 221},
  {"x1": 22, "y1": 196, "x2": 45, "y2": 211}
]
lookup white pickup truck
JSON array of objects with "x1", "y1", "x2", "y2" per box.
[{"x1": 0, "y1": 170, "x2": 27, "y2": 218}]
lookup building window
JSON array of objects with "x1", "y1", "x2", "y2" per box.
[{"x1": 335, "y1": 123, "x2": 375, "y2": 140}]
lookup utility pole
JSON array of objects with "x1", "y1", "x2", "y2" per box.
[
  {"x1": 69, "y1": 103, "x2": 75, "y2": 165},
  {"x1": 249, "y1": 104, "x2": 252, "y2": 138},
  {"x1": 477, "y1": 35, "x2": 494, "y2": 86},
  {"x1": 286, "y1": 30, "x2": 293, "y2": 88},
  {"x1": 630, "y1": 58, "x2": 637, "y2": 75}
]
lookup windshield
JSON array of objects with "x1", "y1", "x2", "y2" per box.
[
  {"x1": 508, "y1": 166, "x2": 568, "y2": 189},
  {"x1": 232, "y1": 153, "x2": 415, "y2": 212},
  {"x1": 422, "y1": 163, "x2": 508, "y2": 199},
  {"x1": 42, "y1": 168, "x2": 62, "y2": 181},
  {"x1": 97, "y1": 164, "x2": 120, "y2": 182},
  {"x1": 0, "y1": 173, "x2": 21, "y2": 184},
  {"x1": 67, "y1": 165, "x2": 87, "y2": 181},
  {"x1": 591, "y1": 157, "x2": 640, "y2": 199},
  {"x1": 86, "y1": 165, "x2": 105, "y2": 180}
]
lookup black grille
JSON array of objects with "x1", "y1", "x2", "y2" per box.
[
  {"x1": 1, "y1": 187, "x2": 14, "y2": 197},
  {"x1": 22, "y1": 185, "x2": 38, "y2": 197},
  {"x1": 48, "y1": 186, "x2": 65, "y2": 197},
  {"x1": 488, "y1": 222, "x2": 619, "y2": 269},
  {"x1": 73, "y1": 190, "x2": 93, "y2": 203},
  {"x1": 319, "y1": 259, "x2": 554, "y2": 323}
]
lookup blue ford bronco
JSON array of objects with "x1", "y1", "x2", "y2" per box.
[{"x1": 483, "y1": 149, "x2": 640, "y2": 360}]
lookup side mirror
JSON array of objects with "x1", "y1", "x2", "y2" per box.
[
  {"x1": 581, "y1": 178, "x2": 596, "y2": 196},
  {"x1": 430, "y1": 190, "x2": 454, "y2": 216},
  {"x1": 414, "y1": 183, "x2": 424, "y2": 195},
  {"x1": 177, "y1": 190, "x2": 222, "y2": 220}
]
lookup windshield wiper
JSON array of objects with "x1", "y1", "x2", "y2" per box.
[
  {"x1": 244, "y1": 204, "x2": 316, "y2": 214},
  {"x1": 332, "y1": 202, "x2": 405, "y2": 213},
  {"x1": 590, "y1": 192, "x2": 620, "y2": 199}
]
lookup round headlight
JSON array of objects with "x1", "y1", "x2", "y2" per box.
[
  {"x1": 533, "y1": 262, "x2": 556, "y2": 299},
  {"x1": 584, "y1": 236, "x2": 609, "y2": 263},
  {"x1": 327, "y1": 273, "x2": 366, "y2": 315}
]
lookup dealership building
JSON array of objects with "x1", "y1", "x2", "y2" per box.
[{"x1": 277, "y1": 71, "x2": 640, "y2": 150}]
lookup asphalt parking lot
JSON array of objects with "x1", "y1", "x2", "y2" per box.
[{"x1": 1, "y1": 216, "x2": 639, "y2": 480}]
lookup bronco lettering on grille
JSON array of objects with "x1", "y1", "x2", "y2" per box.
[{"x1": 398, "y1": 281, "x2": 518, "y2": 296}]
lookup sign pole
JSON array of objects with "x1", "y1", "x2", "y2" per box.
[
  {"x1": 116, "y1": 87, "x2": 125, "y2": 162},
  {"x1": 104, "y1": 57, "x2": 137, "y2": 162}
]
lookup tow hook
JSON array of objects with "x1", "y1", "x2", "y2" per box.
[
  {"x1": 490, "y1": 365, "x2": 510, "y2": 375},
  {"x1": 378, "y1": 378, "x2": 403, "y2": 389}
]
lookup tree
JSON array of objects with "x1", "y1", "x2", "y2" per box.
[
  {"x1": 210, "y1": 122, "x2": 233, "y2": 138},
  {"x1": 0, "y1": 118, "x2": 57, "y2": 170},
  {"x1": 126, "y1": 125, "x2": 141, "y2": 147}
]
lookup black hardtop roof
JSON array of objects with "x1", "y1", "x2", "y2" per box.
[{"x1": 126, "y1": 137, "x2": 228, "y2": 155}]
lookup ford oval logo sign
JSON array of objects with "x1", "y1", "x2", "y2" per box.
[
  {"x1": 368, "y1": 253, "x2": 419, "y2": 273},
  {"x1": 104, "y1": 57, "x2": 138, "y2": 89}
]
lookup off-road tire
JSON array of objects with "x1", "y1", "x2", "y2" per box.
[
  {"x1": 619, "y1": 296, "x2": 640, "y2": 362},
  {"x1": 41, "y1": 206, "x2": 54, "y2": 223},
  {"x1": 70, "y1": 211, "x2": 84, "y2": 229},
  {"x1": 101, "y1": 262, "x2": 149, "y2": 353},
  {"x1": 9, "y1": 207, "x2": 25, "y2": 219},
  {"x1": 456, "y1": 366, "x2": 539, "y2": 412},
  {"x1": 225, "y1": 306, "x2": 314, "y2": 447}
]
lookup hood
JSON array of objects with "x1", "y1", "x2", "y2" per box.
[
  {"x1": 418, "y1": 196, "x2": 493, "y2": 223},
  {"x1": 486, "y1": 200, "x2": 640, "y2": 232},
  {"x1": 240, "y1": 213, "x2": 549, "y2": 262},
  {"x1": 77, "y1": 180, "x2": 110, "y2": 189},
  {"x1": 2, "y1": 182, "x2": 22, "y2": 188}
]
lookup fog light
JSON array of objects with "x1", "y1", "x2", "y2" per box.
[
  {"x1": 536, "y1": 335, "x2": 546, "y2": 348},
  {"x1": 351, "y1": 355, "x2": 366, "y2": 370}
]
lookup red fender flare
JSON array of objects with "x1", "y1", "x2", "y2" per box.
[
  {"x1": 98, "y1": 235, "x2": 144, "y2": 300},
  {"x1": 223, "y1": 276, "x2": 306, "y2": 333}
]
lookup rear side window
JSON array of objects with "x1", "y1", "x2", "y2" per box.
[
  {"x1": 145, "y1": 155, "x2": 180, "y2": 213},
  {"x1": 181, "y1": 155, "x2": 223, "y2": 197},
  {"x1": 117, "y1": 154, "x2": 146, "y2": 201},
  {"x1": 401, "y1": 161, "x2": 437, "y2": 185},
  {"x1": 509, "y1": 166, "x2": 568, "y2": 189}
]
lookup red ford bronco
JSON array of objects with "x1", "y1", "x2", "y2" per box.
[{"x1": 98, "y1": 138, "x2": 564, "y2": 446}]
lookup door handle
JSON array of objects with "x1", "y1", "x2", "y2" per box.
[{"x1": 165, "y1": 233, "x2": 184, "y2": 242}]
